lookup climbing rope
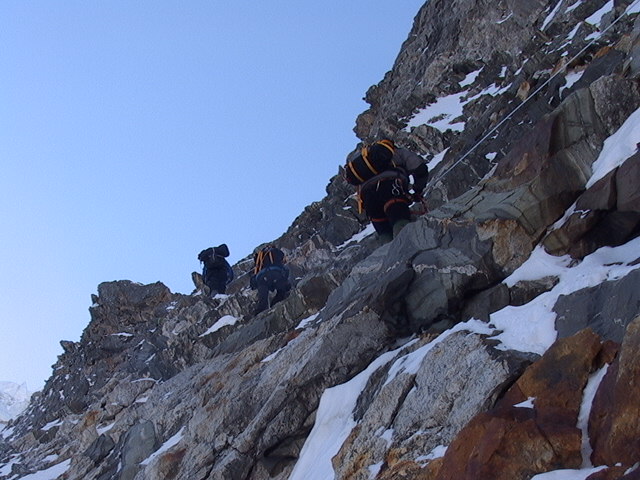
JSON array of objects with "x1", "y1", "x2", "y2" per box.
[{"x1": 427, "y1": 0, "x2": 640, "y2": 188}]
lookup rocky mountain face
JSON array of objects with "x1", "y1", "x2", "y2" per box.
[{"x1": 2, "y1": 0, "x2": 640, "y2": 479}]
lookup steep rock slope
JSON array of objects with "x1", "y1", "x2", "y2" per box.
[{"x1": 2, "y1": 1, "x2": 640, "y2": 479}]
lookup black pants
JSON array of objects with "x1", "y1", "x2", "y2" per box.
[
  {"x1": 255, "y1": 268, "x2": 291, "y2": 314},
  {"x1": 360, "y1": 177, "x2": 411, "y2": 236},
  {"x1": 204, "y1": 269, "x2": 228, "y2": 295}
]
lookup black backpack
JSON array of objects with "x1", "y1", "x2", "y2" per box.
[
  {"x1": 344, "y1": 140, "x2": 396, "y2": 185},
  {"x1": 199, "y1": 246, "x2": 234, "y2": 285},
  {"x1": 198, "y1": 244, "x2": 229, "y2": 263},
  {"x1": 213, "y1": 244, "x2": 230, "y2": 258},
  {"x1": 253, "y1": 247, "x2": 285, "y2": 275}
]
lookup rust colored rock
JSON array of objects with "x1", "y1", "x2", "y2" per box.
[
  {"x1": 437, "y1": 407, "x2": 578, "y2": 480},
  {"x1": 586, "y1": 466, "x2": 631, "y2": 480},
  {"x1": 376, "y1": 459, "x2": 438, "y2": 480},
  {"x1": 419, "y1": 458, "x2": 445, "y2": 480},
  {"x1": 502, "y1": 329, "x2": 602, "y2": 424},
  {"x1": 435, "y1": 329, "x2": 603, "y2": 480},
  {"x1": 594, "y1": 340, "x2": 619, "y2": 369},
  {"x1": 590, "y1": 316, "x2": 640, "y2": 468}
]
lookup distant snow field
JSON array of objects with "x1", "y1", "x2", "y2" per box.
[{"x1": 0, "y1": 381, "x2": 32, "y2": 423}]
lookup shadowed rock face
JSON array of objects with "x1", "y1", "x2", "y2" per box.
[
  {"x1": 544, "y1": 152, "x2": 640, "y2": 258},
  {"x1": 2, "y1": 1, "x2": 640, "y2": 479},
  {"x1": 554, "y1": 269, "x2": 640, "y2": 343}
]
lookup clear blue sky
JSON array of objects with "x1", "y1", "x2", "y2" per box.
[{"x1": 0, "y1": 1, "x2": 425, "y2": 391}]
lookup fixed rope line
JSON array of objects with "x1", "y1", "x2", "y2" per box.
[{"x1": 427, "y1": 0, "x2": 640, "y2": 188}]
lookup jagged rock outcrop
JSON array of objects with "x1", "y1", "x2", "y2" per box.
[
  {"x1": 332, "y1": 331, "x2": 535, "y2": 479},
  {"x1": 544, "y1": 151, "x2": 640, "y2": 257},
  {"x1": 2, "y1": 1, "x2": 640, "y2": 479},
  {"x1": 435, "y1": 328, "x2": 604, "y2": 480},
  {"x1": 589, "y1": 315, "x2": 640, "y2": 471}
]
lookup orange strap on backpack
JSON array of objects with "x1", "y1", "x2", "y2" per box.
[
  {"x1": 357, "y1": 186, "x2": 364, "y2": 214},
  {"x1": 254, "y1": 250, "x2": 265, "y2": 275},
  {"x1": 377, "y1": 139, "x2": 395, "y2": 154},
  {"x1": 254, "y1": 247, "x2": 284, "y2": 275},
  {"x1": 360, "y1": 146, "x2": 380, "y2": 177},
  {"x1": 378, "y1": 140, "x2": 397, "y2": 167}
]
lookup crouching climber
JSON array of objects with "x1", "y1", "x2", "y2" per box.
[
  {"x1": 198, "y1": 244, "x2": 234, "y2": 296},
  {"x1": 250, "y1": 245, "x2": 291, "y2": 315},
  {"x1": 344, "y1": 139, "x2": 429, "y2": 242}
]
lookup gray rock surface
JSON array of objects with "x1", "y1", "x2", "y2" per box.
[{"x1": 554, "y1": 269, "x2": 640, "y2": 343}]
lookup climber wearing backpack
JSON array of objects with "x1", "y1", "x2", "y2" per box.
[
  {"x1": 250, "y1": 245, "x2": 291, "y2": 315},
  {"x1": 343, "y1": 139, "x2": 429, "y2": 242},
  {"x1": 198, "y1": 244, "x2": 234, "y2": 296}
]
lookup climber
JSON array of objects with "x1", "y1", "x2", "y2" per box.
[
  {"x1": 250, "y1": 245, "x2": 291, "y2": 315},
  {"x1": 343, "y1": 139, "x2": 429, "y2": 243},
  {"x1": 198, "y1": 244, "x2": 234, "y2": 296}
]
